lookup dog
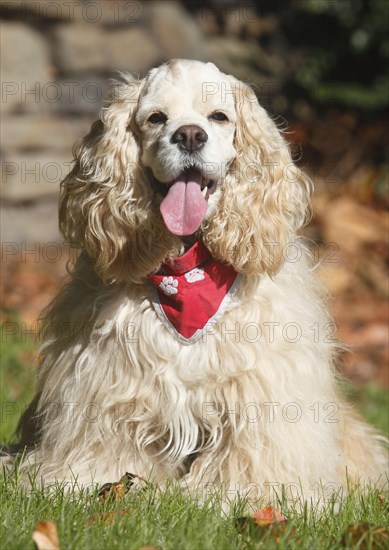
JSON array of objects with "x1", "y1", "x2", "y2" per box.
[{"x1": 16, "y1": 59, "x2": 387, "y2": 505}]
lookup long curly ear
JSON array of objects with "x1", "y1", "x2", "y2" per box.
[
  {"x1": 204, "y1": 81, "x2": 312, "y2": 276},
  {"x1": 59, "y1": 74, "x2": 178, "y2": 284}
]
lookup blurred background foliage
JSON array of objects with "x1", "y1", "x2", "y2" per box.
[{"x1": 286, "y1": 0, "x2": 388, "y2": 113}]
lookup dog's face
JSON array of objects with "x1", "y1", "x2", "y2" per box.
[
  {"x1": 60, "y1": 59, "x2": 311, "y2": 283},
  {"x1": 135, "y1": 60, "x2": 237, "y2": 236}
]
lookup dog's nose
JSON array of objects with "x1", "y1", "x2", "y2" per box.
[{"x1": 171, "y1": 125, "x2": 208, "y2": 152}]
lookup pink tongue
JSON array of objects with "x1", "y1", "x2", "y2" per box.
[{"x1": 160, "y1": 179, "x2": 208, "y2": 236}]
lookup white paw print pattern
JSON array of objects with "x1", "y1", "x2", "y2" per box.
[
  {"x1": 184, "y1": 267, "x2": 205, "y2": 283},
  {"x1": 159, "y1": 276, "x2": 178, "y2": 295}
]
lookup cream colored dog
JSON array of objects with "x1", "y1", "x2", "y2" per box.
[{"x1": 17, "y1": 59, "x2": 387, "y2": 505}]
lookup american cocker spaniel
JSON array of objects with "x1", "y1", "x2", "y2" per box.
[{"x1": 17, "y1": 59, "x2": 387, "y2": 505}]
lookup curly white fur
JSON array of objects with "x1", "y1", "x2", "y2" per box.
[{"x1": 17, "y1": 60, "x2": 387, "y2": 506}]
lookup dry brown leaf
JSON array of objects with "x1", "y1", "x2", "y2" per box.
[
  {"x1": 377, "y1": 494, "x2": 389, "y2": 513},
  {"x1": 98, "y1": 482, "x2": 126, "y2": 503},
  {"x1": 32, "y1": 520, "x2": 60, "y2": 550},
  {"x1": 88, "y1": 472, "x2": 147, "y2": 527},
  {"x1": 98, "y1": 472, "x2": 147, "y2": 502}
]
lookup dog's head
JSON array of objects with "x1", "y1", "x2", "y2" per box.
[
  {"x1": 60, "y1": 59, "x2": 311, "y2": 283},
  {"x1": 136, "y1": 61, "x2": 237, "y2": 237}
]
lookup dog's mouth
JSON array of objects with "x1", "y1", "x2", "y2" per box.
[
  {"x1": 149, "y1": 167, "x2": 218, "y2": 236},
  {"x1": 149, "y1": 167, "x2": 217, "y2": 200}
]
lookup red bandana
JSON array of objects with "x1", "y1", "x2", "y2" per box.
[{"x1": 147, "y1": 240, "x2": 241, "y2": 343}]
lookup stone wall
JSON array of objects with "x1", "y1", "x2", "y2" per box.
[{"x1": 1, "y1": 0, "x2": 286, "y2": 243}]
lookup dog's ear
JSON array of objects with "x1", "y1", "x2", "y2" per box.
[
  {"x1": 59, "y1": 74, "x2": 177, "y2": 284},
  {"x1": 204, "y1": 80, "x2": 312, "y2": 276}
]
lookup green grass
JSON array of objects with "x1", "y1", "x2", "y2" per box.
[
  {"x1": 0, "y1": 470, "x2": 388, "y2": 550},
  {"x1": 345, "y1": 383, "x2": 389, "y2": 437},
  {"x1": 0, "y1": 320, "x2": 36, "y2": 443},
  {"x1": 1, "y1": 326, "x2": 388, "y2": 549}
]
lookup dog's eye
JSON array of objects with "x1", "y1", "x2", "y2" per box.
[
  {"x1": 208, "y1": 111, "x2": 229, "y2": 122},
  {"x1": 148, "y1": 111, "x2": 168, "y2": 124}
]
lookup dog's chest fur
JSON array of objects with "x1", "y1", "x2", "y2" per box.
[{"x1": 67, "y1": 254, "x2": 340, "y2": 485}]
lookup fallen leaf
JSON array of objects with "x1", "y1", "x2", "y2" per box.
[
  {"x1": 98, "y1": 472, "x2": 147, "y2": 502},
  {"x1": 235, "y1": 507, "x2": 288, "y2": 542},
  {"x1": 341, "y1": 523, "x2": 388, "y2": 549},
  {"x1": 252, "y1": 506, "x2": 286, "y2": 525},
  {"x1": 377, "y1": 494, "x2": 389, "y2": 514},
  {"x1": 32, "y1": 521, "x2": 60, "y2": 550},
  {"x1": 88, "y1": 472, "x2": 147, "y2": 527},
  {"x1": 98, "y1": 482, "x2": 125, "y2": 503}
]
